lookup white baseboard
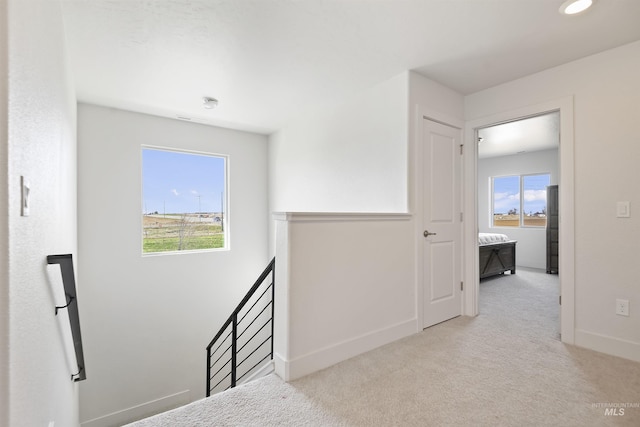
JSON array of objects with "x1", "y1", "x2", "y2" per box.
[
  {"x1": 239, "y1": 360, "x2": 274, "y2": 386},
  {"x1": 575, "y1": 329, "x2": 640, "y2": 363},
  {"x1": 273, "y1": 352, "x2": 289, "y2": 381},
  {"x1": 275, "y1": 318, "x2": 417, "y2": 381},
  {"x1": 81, "y1": 390, "x2": 191, "y2": 427}
]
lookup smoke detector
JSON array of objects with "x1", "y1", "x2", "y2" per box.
[{"x1": 202, "y1": 97, "x2": 218, "y2": 109}]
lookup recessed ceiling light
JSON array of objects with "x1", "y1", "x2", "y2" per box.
[
  {"x1": 202, "y1": 97, "x2": 218, "y2": 109},
  {"x1": 559, "y1": 0, "x2": 593, "y2": 15}
]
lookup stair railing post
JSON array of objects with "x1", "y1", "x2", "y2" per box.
[
  {"x1": 231, "y1": 312, "x2": 237, "y2": 388},
  {"x1": 206, "y1": 346, "x2": 212, "y2": 397},
  {"x1": 270, "y1": 264, "x2": 275, "y2": 359}
]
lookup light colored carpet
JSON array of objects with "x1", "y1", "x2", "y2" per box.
[{"x1": 129, "y1": 268, "x2": 640, "y2": 426}]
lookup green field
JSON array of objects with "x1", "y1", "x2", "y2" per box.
[
  {"x1": 493, "y1": 214, "x2": 546, "y2": 227},
  {"x1": 143, "y1": 214, "x2": 225, "y2": 253}
]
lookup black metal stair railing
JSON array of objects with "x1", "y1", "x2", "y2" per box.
[
  {"x1": 47, "y1": 254, "x2": 86, "y2": 382},
  {"x1": 206, "y1": 257, "x2": 275, "y2": 397}
]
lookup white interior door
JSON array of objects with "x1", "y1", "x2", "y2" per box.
[{"x1": 423, "y1": 118, "x2": 462, "y2": 328}]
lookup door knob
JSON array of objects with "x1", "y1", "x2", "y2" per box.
[{"x1": 423, "y1": 230, "x2": 437, "y2": 237}]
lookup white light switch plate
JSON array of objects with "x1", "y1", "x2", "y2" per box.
[
  {"x1": 616, "y1": 201, "x2": 630, "y2": 218},
  {"x1": 21, "y1": 176, "x2": 30, "y2": 217}
]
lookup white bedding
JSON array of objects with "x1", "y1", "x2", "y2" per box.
[{"x1": 478, "y1": 232, "x2": 511, "y2": 245}]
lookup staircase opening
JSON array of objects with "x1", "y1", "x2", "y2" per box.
[{"x1": 206, "y1": 257, "x2": 275, "y2": 396}]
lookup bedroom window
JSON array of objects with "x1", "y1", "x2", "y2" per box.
[
  {"x1": 492, "y1": 173, "x2": 550, "y2": 228},
  {"x1": 142, "y1": 147, "x2": 227, "y2": 254}
]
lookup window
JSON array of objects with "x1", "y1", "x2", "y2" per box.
[
  {"x1": 492, "y1": 173, "x2": 550, "y2": 228},
  {"x1": 142, "y1": 147, "x2": 227, "y2": 254}
]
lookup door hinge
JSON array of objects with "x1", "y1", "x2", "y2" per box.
[
  {"x1": 559, "y1": 295, "x2": 562, "y2": 305},
  {"x1": 461, "y1": 281, "x2": 464, "y2": 291},
  {"x1": 459, "y1": 144, "x2": 464, "y2": 155}
]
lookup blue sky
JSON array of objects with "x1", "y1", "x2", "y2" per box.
[
  {"x1": 142, "y1": 148, "x2": 225, "y2": 214},
  {"x1": 493, "y1": 174, "x2": 550, "y2": 215}
]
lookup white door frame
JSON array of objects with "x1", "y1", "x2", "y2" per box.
[
  {"x1": 414, "y1": 107, "x2": 465, "y2": 331},
  {"x1": 462, "y1": 96, "x2": 576, "y2": 344}
]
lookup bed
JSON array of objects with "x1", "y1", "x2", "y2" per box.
[{"x1": 479, "y1": 233, "x2": 517, "y2": 279}]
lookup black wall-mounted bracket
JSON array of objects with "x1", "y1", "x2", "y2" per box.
[{"x1": 55, "y1": 293, "x2": 75, "y2": 315}]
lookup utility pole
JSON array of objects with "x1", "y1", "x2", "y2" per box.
[{"x1": 220, "y1": 192, "x2": 224, "y2": 232}]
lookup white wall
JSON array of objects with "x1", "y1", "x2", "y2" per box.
[
  {"x1": 267, "y1": 70, "x2": 465, "y2": 249},
  {"x1": 466, "y1": 40, "x2": 640, "y2": 361},
  {"x1": 268, "y1": 72, "x2": 410, "y2": 215},
  {"x1": 274, "y1": 213, "x2": 415, "y2": 380},
  {"x1": 5, "y1": 0, "x2": 80, "y2": 425},
  {"x1": 267, "y1": 73, "x2": 415, "y2": 379},
  {"x1": 269, "y1": 72, "x2": 464, "y2": 380},
  {"x1": 408, "y1": 72, "x2": 466, "y2": 329},
  {"x1": 0, "y1": 1, "x2": 8, "y2": 424},
  {"x1": 77, "y1": 105, "x2": 269, "y2": 425},
  {"x1": 408, "y1": 70, "x2": 467, "y2": 145},
  {"x1": 478, "y1": 149, "x2": 558, "y2": 269}
]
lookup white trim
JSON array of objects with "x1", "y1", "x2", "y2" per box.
[
  {"x1": 81, "y1": 390, "x2": 191, "y2": 427},
  {"x1": 272, "y1": 212, "x2": 411, "y2": 222},
  {"x1": 557, "y1": 97, "x2": 575, "y2": 344},
  {"x1": 272, "y1": 220, "x2": 291, "y2": 383},
  {"x1": 274, "y1": 318, "x2": 417, "y2": 381},
  {"x1": 413, "y1": 107, "x2": 426, "y2": 331},
  {"x1": 419, "y1": 107, "x2": 465, "y2": 130},
  {"x1": 273, "y1": 352, "x2": 289, "y2": 382},
  {"x1": 463, "y1": 129, "x2": 478, "y2": 316},
  {"x1": 238, "y1": 361, "x2": 274, "y2": 386},
  {"x1": 140, "y1": 145, "x2": 230, "y2": 255},
  {"x1": 464, "y1": 96, "x2": 576, "y2": 343},
  {"x1": 575, "y1": 329, "x2": 640, "y2": 363}
]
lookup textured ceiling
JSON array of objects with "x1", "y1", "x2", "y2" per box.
[{"x1": 60, "y1": 0, "x2": 640, "y2": 134}]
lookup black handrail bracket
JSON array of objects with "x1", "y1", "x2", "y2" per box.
[{"x1": 47, "y1": 254, "x2": 86, "y2": 382}]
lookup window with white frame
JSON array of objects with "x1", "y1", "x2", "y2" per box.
[
  {"x1": 142, "y1": 147, "x2": 227, "y2": 254},
  {"x1": 492, "y1": 173, "x2": 550, "y2": 228}
]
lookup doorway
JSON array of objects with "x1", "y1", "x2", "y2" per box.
[
  {"x1": 476, "y1": 111, "x2": 560, "y2": 337},
  {"x1": 463, "y1": 97, "x2": 576, "y2": 344}
]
